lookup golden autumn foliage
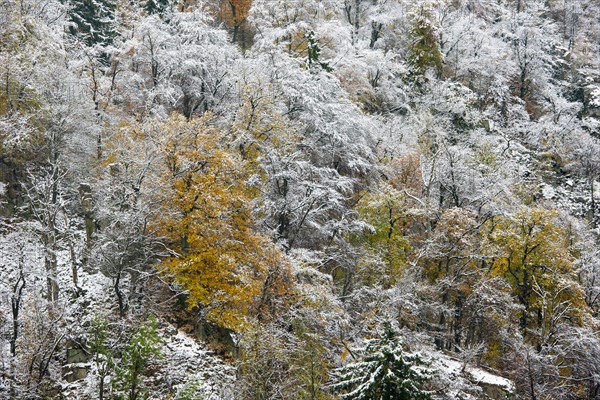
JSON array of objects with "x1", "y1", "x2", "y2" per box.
[
  {"x1": 219, "y1": 0, "x2": 253, "y2": 47},
  {"x1": 153, "y1": 114, "x2": 289, "y2": 331},
  {"x1": 220, "y1": 0, "x2": 251, "y2": 28},
  {"x1": 486, "y1": 208, "x2": 589, "y2": 337}
]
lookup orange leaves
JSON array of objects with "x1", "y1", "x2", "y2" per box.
[
  {"x1": 153, "y1": 114, "x2": 287, "y2": 331},
  {"x1": 220, "y1": 0, "x2": 252, "y2": 28},
  {"x1": 218, "y1": 0, "x2": 254, "y2": 47}
]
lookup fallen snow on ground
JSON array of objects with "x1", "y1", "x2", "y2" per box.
[
  {"x1": 435, "y1": 353, "x2": 515, "y2": 394},
  {"x1": 469, "y1": 366, "x2": 515, "y2": 392},
  {"x1": 162, "y1": 327, "x2": 236, "y2": 399},
  {"x1": 0, "y1": 222, "x2": 236, "y2": 399}
]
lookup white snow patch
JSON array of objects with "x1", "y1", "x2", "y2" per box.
[
  {"x1": 434, "y1": 353, "x2": 515, "y2": 394},
  {"x1": 469, "y1": 367, "x2": 515, "y2": 392},
  {"x1": 542, "y1": 184, "x2": 556, "y2": 200},
  {"x1": 594, "y1": 181, "x2": 600, "y2": 200},
  {"x1": 590, "y1": 87, "x2": 600, "y2": 108}
]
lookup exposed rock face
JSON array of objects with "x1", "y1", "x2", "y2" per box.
[
  {"x1": 467, "y1": 366, "x2": 516, "y2": 400},
  {"x1": 63, "y1": 341, "x2": 90, "y2": 383},
  {"x1": 478, "y1": 381, "x2": 516, "y2": 400},
  {"x1": 194, "y1": 320, "x2": 237, "y2": 358},
  {"x1": 78, "y1": 183, "x2": 94, "y2": 241}
]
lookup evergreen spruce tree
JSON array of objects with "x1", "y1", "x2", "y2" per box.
[
  {"x1": 333, "y1": 322, "x2": 433, "y2": 400},
  {"x1": 67, "y1": 0, "x2": 117, "y2": 47},
  {"x1": 306, "y1": 31, "x2": 332, "y2": 72},
  {"x1": 407, "y1": 3, "x2": 443, "y2": 77},
  {"x1": 144, "y1": 0, "x2": 171, "y2": 17}
]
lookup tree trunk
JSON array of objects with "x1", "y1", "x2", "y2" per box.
[
  {"x1": 10, "y1": 263, "x2": 25, "y2": 356},
  {"x1": 115, "y1": 270, "x2": 128, "y2": 317},
  {"x1": 44, "y1": 231, "x2": 59, "y2": 302},
  {"x1": 370, "y1": 21, "x2": 382, "y2": 49},
  {"x1": 591, "y1": 179, "x2": 597, "y2": 229},
  {"x1": 99, "y1": 375, "x2": 105, "y2": 400}
]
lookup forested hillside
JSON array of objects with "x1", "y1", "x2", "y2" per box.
[{"x1": 2, "y1": 0, "x2": 600, "y2": 398}]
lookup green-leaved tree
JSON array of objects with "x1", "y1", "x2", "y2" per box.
[{"x1": 114, "y1": 317, "x2": 163, "y2": 400}]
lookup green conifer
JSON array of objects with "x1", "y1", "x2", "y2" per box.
[{"x1": 333, "y1": 321, "x2": 433, "y2": 400}]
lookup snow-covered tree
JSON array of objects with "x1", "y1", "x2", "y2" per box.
[
  {"x1": 333, "y1": 321, "x2": 433, "y2": 400},
  {"x1": 67, "y1": 0, "x2": 118, "y2": 47},
  {"x1": 113, "y1": 10, "x2": 239, "y2": 119}
]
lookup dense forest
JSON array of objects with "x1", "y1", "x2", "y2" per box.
[{"x1": 1, "y1": 0, "x2": 600, "y2": 398}]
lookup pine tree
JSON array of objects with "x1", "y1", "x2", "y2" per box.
[
  {"x1": 67, "y1": 0, "x2": 117, "y2": 47},
  {"x1": 333, "y1": 322, "x2": 433, "y2": 400}
]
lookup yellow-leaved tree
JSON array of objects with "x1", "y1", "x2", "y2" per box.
[
  {"x1": 486, "y1": 208, "x2": 588, "y2": 344},
  {"x1": 219, "y1": 0, "x2": 253, "y2": 47},
  {"x1": 154, "y1": 114, "x2": 289, "y2": 331}
]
